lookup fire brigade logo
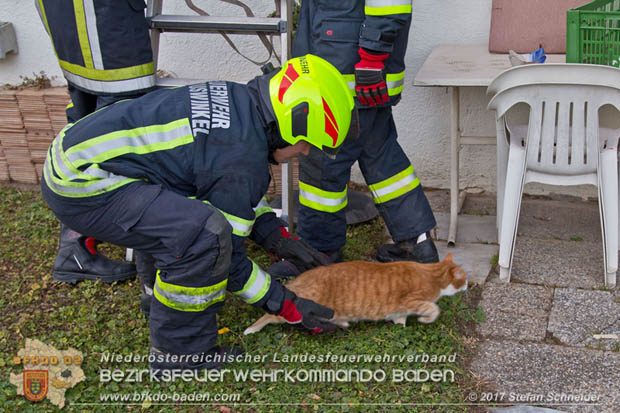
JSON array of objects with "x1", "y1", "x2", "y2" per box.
[
  {"x1": 10, "y1": 339, "x2": 85, "y2": 408},
  {"x1": 23, "y1": 370, "x2": 49, "y2": 402}
]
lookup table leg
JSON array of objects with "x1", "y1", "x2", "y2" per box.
[{"x1": 448, "y1": 86, "x2": 461, "y2": 246}]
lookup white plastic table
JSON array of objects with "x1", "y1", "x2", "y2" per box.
[{"x1": 414, "y1": 44, "x2": 565, "y2": 245}]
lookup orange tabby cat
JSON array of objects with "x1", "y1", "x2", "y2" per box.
[{"x1": 244, "y1": 254, "x2": 467, "y2": 334}]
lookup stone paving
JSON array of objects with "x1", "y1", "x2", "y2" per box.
[{"x1": 426, "y1": 190, "x2": 620, "y2": 413}]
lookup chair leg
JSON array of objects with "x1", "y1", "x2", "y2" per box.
[
  {"x1": 599, "y1": 147, "x2": 618, "y2": 288},
  {"x1": 496, "y1": 119, "x2": 509, "y2": 238},
  {"x1": 498, "y1": 145, "x2": 527, "y2": 282}
]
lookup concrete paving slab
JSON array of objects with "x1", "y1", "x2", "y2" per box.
[
  {"x1": 461, "y1": 192, "x2": 498, "y2": 217},
  {"x1": 516, "y1": 198, "x2": 600, "y2": 243},
  {"x1": 425, "y1": 189, "x2": 498, "y2": 215},
  {"x1": 470, "y1": 340, "x2": 620, "y2": 412},
  {"x1": 427, "y1": 190, "x2": 600, "y2": 242},
  {"x1": 477, "y1": 284, "x2": 552, "y2": 342},
  {"x1": 547, "y1": 288, "x2": 620, "y2": 351},
  {"x1": 436, "y1": 241, "x2": 497, "y2": 286},
  {"x1": 510, "y1": 238, "x2": 605, "y2": 289},
  {"x1": 435, "y1": 212, "x2": 498, "y2": 244}
]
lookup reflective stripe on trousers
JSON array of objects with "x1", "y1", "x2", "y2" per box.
[
  {"x1": 299, "y1": 181, "x2": 348, "y2": 213},
  {"x1": 154, "y1": 271, "x2": 227, "y2": 312},
  {"x1": 368, "y1": 165, "x2": 420, "y2": 204}
]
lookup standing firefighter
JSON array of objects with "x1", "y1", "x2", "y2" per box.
[
  {"x1": 35, "y1": 0, "x2": 156, "y2": 283},
  {"x1": 293, "y1": 0, "x2": 439, "y2": 263},
  {"x1": 41, "y1": 55, "x2": 356, "y2": 370}
]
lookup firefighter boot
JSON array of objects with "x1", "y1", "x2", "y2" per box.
[
  {"x1": 52, "y1": 224, "x2": 137, "y2": 283},
  {"x1": 375, "y1": 232, "x2": 439, "y2": 264},
  {"x1": 135, "y1": 251, "x2": 156, "y2": 317}
]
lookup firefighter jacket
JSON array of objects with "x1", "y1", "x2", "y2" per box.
[
  {"x1": 35, "y1": 0, "x2": 155, "y2": 95},
  {"x1": 293, "y1": 0, "x2": 412, "y2": 106},
  {"x1": 42, "y1": 80, "x2": 286, "y2": 309}
]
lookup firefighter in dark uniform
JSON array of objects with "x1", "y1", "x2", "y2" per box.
[
  {"x1": 293, "y1": 0, "x2": 439, "y2": 263},
  {"x1": 35, "y1": 0, "x2": 156, "y2": 283},
  {"x1": 41, "y1": 55, "x2": 357, "y2": 370}
]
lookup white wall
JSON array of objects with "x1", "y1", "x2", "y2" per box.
[{"x1": 0, "y1": 0, "x2": 606, "y2": 197}]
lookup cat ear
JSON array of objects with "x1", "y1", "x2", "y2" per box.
[{"x1": 445, "y1": 253, "x2": 453, "y2": 262}]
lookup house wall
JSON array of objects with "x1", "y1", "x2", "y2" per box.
[{"x1": 1, "y1": 0, "x2": 613, "y2": 197}]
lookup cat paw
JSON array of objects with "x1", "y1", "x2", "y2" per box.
[
  {"x1": 392, "y1": 316, "x2": 407, "y2": 327},
  {"x1": 417, "y1": 312, "x2": 439, "y2": 324}
]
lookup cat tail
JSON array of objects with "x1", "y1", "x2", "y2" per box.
[{"x1": 243, "y1": 314, "x2": 286, "y2": 335}]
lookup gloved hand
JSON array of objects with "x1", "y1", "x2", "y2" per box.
[
  {"x1": 266, "y1": 260, "x2": 301, "y2": 280},
  {"x1": 263, "y1": 227, "x2": 332, "y2": 272},
  {"x1": 354, "y1": 47, "x2": 390, "y2": 107},
  {"x1": 278, "y1": 287, "x2": 338, "y2": 333}
]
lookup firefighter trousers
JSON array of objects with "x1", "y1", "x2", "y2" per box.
[
  {"x1": 297, "y1": 106, "x2": 436, "y2": 251},
  {"x1": 43, "y1": 181, "x2": 232, "y2": 355}
]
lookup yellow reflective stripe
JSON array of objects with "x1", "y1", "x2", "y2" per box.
[
  {"x1": 386, "y1": 71, "x2": 405, "y2": 96},
  {"x1": 66, "y1": 101, "x2": 74, "y2": 109},
  {"x1": 253, "y1": 197, "x2": 274, "y2": 219},
  {"x1": 365, "y1": 5, "x2": 412, "y2": 15},
  {"x1": 50, "y1": 132, "x2": 93, "y2": 181},
  {"x1": 154, "y1": 271, "x2": 227, "y2": 312},
  {"x1": 219, "y1": 210, "x2": 254, "y2": 237},
  {"x1": 43, "y1": 155, "x2": 140, "y2": 197},
  {"x1": 81, "y1": 0, "x2": 103, "y2": 70},
  {"x1": 233, "y1": 261, "x2": 271, "y2": 304},
  {"x1": 368, "y1": 165, "x2": 420, "y2": 204},
  {"x1": 200, "y1": 200, "x2": 254, "y2": 237},
  {"x1": 58, "y1": 59, "x2": 155, "y2": 82},
  {"x1": 66, "y1": 118, "x2": 193, "y2": 167},
  {"x1": 43, "y1": 120, "x2": 192, "y2": 198},
  {"x1": 365, "y1": 0, "x2": 412, "y2": 15},
  {"x1": 298, "y1": 181, "x2": 348, "y2": 213},
  {"x1": 343, "y1": 72, "x2": 406, "y2": 97},
  {"x1": 73, "y1": 0, "x2": 94, "y2": 69}
]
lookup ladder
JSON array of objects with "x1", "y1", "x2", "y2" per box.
[
  {"x1": 148, "y1": 0, "x2": 295, "y2": 226},
  {"x1": 127, "y1": 1, "x2": 295, "y2": 262}
]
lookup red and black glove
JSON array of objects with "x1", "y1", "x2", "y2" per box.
[
  {"x1": 354, "y1": 47, "x2": 390, "y2": 107},
  {"x1": 278, "y1": 287, "x2": 338, "y2": 334},
  {"x1": 263, "y1": 227, "x2": 332, "y2": 272}
]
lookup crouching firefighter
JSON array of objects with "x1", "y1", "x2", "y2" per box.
[{"x1": 41, "y1": 55, "x2": 358, "y2": 371}]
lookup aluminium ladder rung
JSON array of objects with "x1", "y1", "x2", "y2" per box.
[{"x1": 149, "y1": 15, "x2": 285, "y2": 34}]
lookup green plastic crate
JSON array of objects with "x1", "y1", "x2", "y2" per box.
[{"x1": 566, "y1": 0, "x2": 620, "y2": 66}]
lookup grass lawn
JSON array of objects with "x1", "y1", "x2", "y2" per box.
[{"x1": 0, "y1": 186, "x2": 485, "y2": 412}]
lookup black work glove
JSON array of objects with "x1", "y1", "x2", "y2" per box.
[
  {"x1": 276, "y1": 287, "x2": 338, "y2": 334},
  {"x1": 266, "y1": 260, "x2": 301, "y2": 280},
  {"x1": 263, "y1": 227, "x2": 332, "y2": 272}
]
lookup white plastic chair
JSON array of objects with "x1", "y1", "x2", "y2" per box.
[{"x1": 487, "y1": 64, "x2": 620, "y2": 288}]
